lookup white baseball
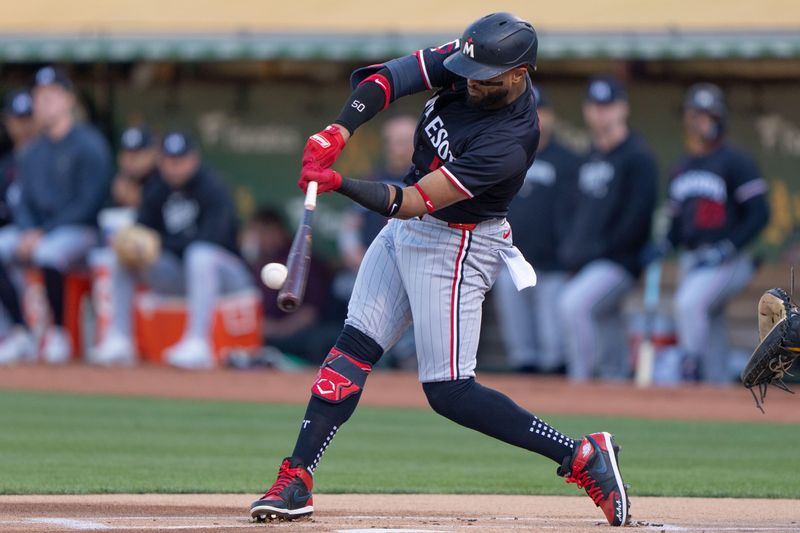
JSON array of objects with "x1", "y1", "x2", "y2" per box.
[{"x1": 261, "y1": 262, "x2": 288, "y2": 290}]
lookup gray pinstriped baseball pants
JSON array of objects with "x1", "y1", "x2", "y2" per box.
[{"x1": 346, "y1": 214, "x2": 511, "y2": 382}]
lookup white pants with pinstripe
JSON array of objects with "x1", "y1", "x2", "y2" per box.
[{"x1": 346, "y1": 214, "x2": 511, "y2": 382}]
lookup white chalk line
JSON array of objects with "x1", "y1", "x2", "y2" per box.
[
  {"x1": 5, "y1": 516, "x2": 800, "y2": 532},
  {"x1": 28, "y1": 518, "x2": 110, "y2": 530}
]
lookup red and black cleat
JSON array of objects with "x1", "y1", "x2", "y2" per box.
[
  {"x1": 250, "y1": 457, "x2": 314, "y2": 521},
  {"x1": 558, "y1": 432, "x2": 631, "y2": 526}
]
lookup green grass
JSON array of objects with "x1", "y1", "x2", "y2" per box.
[{"x1": 0, "y1": 390, "x2": 798, "y2": 498}]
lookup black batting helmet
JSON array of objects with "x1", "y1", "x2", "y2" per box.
[
  {"x1": 443, "y1": 12, "x2": 538, "y2": 81},
  {"x1": 684, "y1": 83, "x2": 727, "y2": 120}
]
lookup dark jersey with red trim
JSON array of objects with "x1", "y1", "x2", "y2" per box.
[
  {"x1": 667, "y1": 142, "x2": 769, "y2": 250},
  {"x1": 351, "y1": 39, "x2": 540, "y2": 224}
]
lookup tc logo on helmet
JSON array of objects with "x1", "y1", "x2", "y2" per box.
[{"x1": 462, "y1": 37, "x2": 475, "y2": 58}]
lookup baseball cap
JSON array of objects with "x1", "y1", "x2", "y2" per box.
[
  {"x1": 683, "y1": 82, "x2": 727, "y2": 119},
  {"x1": 120, "y1": 126, "x2": 154, "y2": 151},
  {"x1": 161, "y1": 130, "x2": 195, "y2": 157},
  {"x1": 532, "y1": 84, "x2": 551, "y2": 109},
  {"x1": 32, "y1": 66, "x2": 73, "y2": 91},
  {"x1": 585, "y1": 75, "x2": 627, "y2": 105},
  {"x1": 4, "y1": 90, "x2": 33, "y2": 117}
]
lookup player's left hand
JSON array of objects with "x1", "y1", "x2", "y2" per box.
[
  {"x1": 302, "y1": 125, "x2": 347, "y2": 169},
  {"x1": 299, "y1": 164, "x2": 342, "y2": 193}
]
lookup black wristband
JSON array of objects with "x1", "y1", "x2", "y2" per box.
[
  {"x1": 338, "y1": 177, "x2": 403, "y2": 218},
  {"x1": 384, "y1": 185, "x2": 403, "y2": 217}
]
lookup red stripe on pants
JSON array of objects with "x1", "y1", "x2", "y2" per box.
[{"x1": 449, "y1": 230, "x2": 467, "y2": 380}]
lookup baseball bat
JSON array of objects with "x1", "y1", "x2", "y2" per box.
[
  {"x1": 277, "y1": 181, "x2": 317, "y2": 313},
  {"x1": 635, "y1": 260, "x2": 662, "y2": 388}
]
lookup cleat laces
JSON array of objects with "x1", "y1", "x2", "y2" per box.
[
  {"x1": 566, "y1": 470, "x2": 604, "y2": 506},
  {"x1": 263, "y1": 460, "x2": 294, "y2": 498}
]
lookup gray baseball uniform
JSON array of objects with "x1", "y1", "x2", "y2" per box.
[{"x1": 347, "y1": 214, "x2": 524, "y2": 382}]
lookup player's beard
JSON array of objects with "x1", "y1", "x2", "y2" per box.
[{"x1": 466, "y1": 88, "x2": 509, "y2": 110}]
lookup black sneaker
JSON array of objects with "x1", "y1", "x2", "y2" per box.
[
  {"x1": 250, "y1": 457, "x2": 314, "y2": 521},
  {"x1": 558, "y1": 432, "x2": 630, "y2": 526}
]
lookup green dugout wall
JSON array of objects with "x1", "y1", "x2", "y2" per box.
[{"x1": 100, "y1": 66, "x2": 800, "y2": 260}]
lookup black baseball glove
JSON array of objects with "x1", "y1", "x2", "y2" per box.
[{"x1": 741, "y1": 288, "x2": 800, "y2": 412}]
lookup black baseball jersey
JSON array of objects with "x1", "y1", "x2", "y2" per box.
[
  {"x1": 506, "y1": 139, "x2": 580, "y2": 272},
  {"x1": 559, "y1": 132, "x2": 658, "y2": 277},
  {"x1": 667, "y1": 142, "x2": 769, "y2": 250},
  {"x1": 352, "y1": 39, "x2": 540, "y2": 224},
  {"x1": 137, "y1": 165, "x2": 240, "y2": 258}
]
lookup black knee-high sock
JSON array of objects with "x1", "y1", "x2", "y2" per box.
[
  {"x1": 42, "y1": 268, "x2": 65, "y2": 327},
  {"x1": 423, "y1": 378, "x2": 576, "y2": 464},
  {"x1": 291, "y1": 325, "x2": 382, "y2": 473},
  {"x1": 0, "y1": 265, "x2": 25, "y2": 326}
]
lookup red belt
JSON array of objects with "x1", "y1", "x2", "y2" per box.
[{"x1": 448, "y1": 222, "x2": 477, "y2": 230}]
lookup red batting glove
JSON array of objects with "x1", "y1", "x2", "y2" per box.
[
  {"x1": 299, "y1": 163, "x2": 342, "y2": 193},
  {"x1": 302, "y1": 125, "x2": 346, "y2": 169}
]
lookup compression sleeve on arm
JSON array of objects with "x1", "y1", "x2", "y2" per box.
[
  {"x1": 338, "y1": 177, "x2": 402, "y2": 217},
  {"x1": 383, "y1": 54, "x2": 433, "y2": 96},
  {"x1": 334, "y1": 69, "x2": 392, "y2": 134}
]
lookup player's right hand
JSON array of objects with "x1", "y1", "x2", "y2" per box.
[
  {"x1": 299, "y1": 164, "x2": 342, "y2": 193},
  {"x1": 302, "y1": 124, "x2": 347, "y2": 169}
]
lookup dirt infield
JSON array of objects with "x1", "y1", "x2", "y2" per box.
[
  {"x1": 1, "y1": 494, "x2": 799, "y2": 533},
  {"x1": 2, "y1": 364, "x2": 800, "y2": 532},
  {"x1": 0, "y1": 364, "x2": 798, "y2": 423}
]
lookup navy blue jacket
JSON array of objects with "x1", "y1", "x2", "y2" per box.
[
  {"x1": 559, "y1": 132, "x2": 658, "y2": 277},
  {"x1": 137, "y1": 166, "x2": 240, "y2": 258},
  {"x1": 16, "y1": 123, "x2": 112, "y2": 231}
]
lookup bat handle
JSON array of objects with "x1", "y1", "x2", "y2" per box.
[{"x1": 305, "y1": 181, "x2": 318, "y2": 210}]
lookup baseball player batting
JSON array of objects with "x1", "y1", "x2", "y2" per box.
[{"x1": 250, "y1": 12, "x2": 630, "y2": 527}]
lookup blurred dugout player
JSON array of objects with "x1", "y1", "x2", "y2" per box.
[
  {"x1": 0, "y1": 67, "x2": 112, "y2": 363},
  {"x1": 558, "y1": 76, "x2": 658, "y2": 381},
  {"x1": 88, "y1": 126, "x2": 159, "y2": 366},
  {"x1": 0, "y1": 90, "x2": 38, "y2": 363},
  {"x1": 112, "y1": 125, "x2": 158, "y2": 209},
  {"x1": 645, "y1": 83, "x2": 769, "y2": 382},
  {"x1": 93, "y1": 125, "x2": 158, "y2": 244},
  {"x1": 92, "y1": 131, "x2": 253, "y2": 368},
  {"x1": 493, "y1": 86, "x2": 579, "y2": 373}
]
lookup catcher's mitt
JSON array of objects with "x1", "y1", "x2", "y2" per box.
[
  {"x1": 741, "y1": 287, "x2": 800, "y2": 412},
  {"x1": 112, "y1": 225, "x2": 161, "y2": 270}
]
